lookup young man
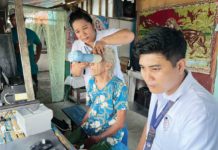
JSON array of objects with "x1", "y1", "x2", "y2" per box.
[
  {"x1": 70, "y1": 47, "x2": 128, "y2": 150},
  {"x1": 136, "y1": 27, "x2": 218, "y2": 150},
  {"x1": 69, "y1": 8, "x2": 134, "y2": 87},
  {"x1": 9, "y1": 8, "x2": 42, "y2": 93}
]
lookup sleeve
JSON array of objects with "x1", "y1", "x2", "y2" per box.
[
  {"x1": 86, "y1": 92, "x2": 92, "y2": 107},
  {"x1": 114, "y1": 83, "x2": 128, "y2": 110},
  {"x1": 12, "y1": 29, "x2": 18, "y2": 44},
  {"x1": 71, "y1": 40, "x2": 79, "y2": 52},
  {"x1": 32, "y1": 30, "x2": 41, "y2": 45},
  {"x1": 180, "y1": 108, "x2": 218, "y2": 150},
  {"x1": 99, "y1": 28, "x2": 120, "y2": 38},
  {"x1": 86, "y1": 78, "x2": 93, "y2": 107}
]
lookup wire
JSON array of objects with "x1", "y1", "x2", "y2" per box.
[
  {"x1": 4, "y1": 92, "x2": 13, "y2": 105},
  {"x1": 1, "y1": 72, "x2": 9, "y2": 85}
]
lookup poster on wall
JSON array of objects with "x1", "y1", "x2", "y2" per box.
[
  {"x1": 66, "y1": 11, "x2": 76, "y2": 51},
  {"x1": 65, "y1": 26, "x2": 75, "y2": 50},
  {"x1": 138, "y1": 2, "x2": 217, "y2": 74},
  {"x1": 91, "y1": 15, "x2": 109, "y2": 31}
]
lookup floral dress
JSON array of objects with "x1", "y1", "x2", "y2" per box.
[{"x1": 81, "y1": 76, "x2": 128, "y2": 146}]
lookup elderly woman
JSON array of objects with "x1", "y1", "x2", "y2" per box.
[{"x1": 70, "y1": 47, "x2": 128, "y2": 150}]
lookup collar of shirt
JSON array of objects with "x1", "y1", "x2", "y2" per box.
[
  {"x1": 162, "y1": 70, "x2": 193, "y2": 103},
  {"x1": 95, "y1": 30, "x2": 101, "y2": 41},
  {"x1": 154, "y1": 70, "x2": 193, "y2": 115},
  {"x1": 155, "y1": 94, "x2": 168, "y2": 116}
]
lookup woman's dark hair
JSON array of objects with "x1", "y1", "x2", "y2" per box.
[
  {"x1": 136, "y1": 26, "x2": 187, "y2": 67},
  {"x1": 69, "y1": 8, "x2": 93, "y2": 27}
]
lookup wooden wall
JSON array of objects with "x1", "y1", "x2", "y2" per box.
[{"x1": 136, "y1": 0, "x2": 216, "y2": 11}]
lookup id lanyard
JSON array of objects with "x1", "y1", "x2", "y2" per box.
[
  {"x1": 144, "y1": 100, "x2": 175, "y2": 150},
  {"x1": 84, "y1": 41, "x2": 96, "y2": 54},
  {"x1": 84, "y1": 45, "x2": 91, "y2": 54}
]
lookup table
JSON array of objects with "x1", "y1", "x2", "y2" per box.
[
  {"x1": 127, "y1": 70, "x2": 145, "y2": 102},
  {"x1": 65, "y1": 76, "x2": 86, "y2": 104},
  {"x1": 0, "y1": 110, "x2": 76, "y2": 150}
]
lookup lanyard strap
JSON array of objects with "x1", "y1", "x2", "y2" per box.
[
  {"x1": 144, "y1": 100, "x2": 175, "y2": 150},
  {"x1": 84, "y1": 46, "x2": 91, "y2": 54}
]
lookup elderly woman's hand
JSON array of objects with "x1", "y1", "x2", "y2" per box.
[{"x1": 84, "y1": 135, "x2": 102, "y2": 148}]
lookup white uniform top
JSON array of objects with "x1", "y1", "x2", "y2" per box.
[
  {"x1": 71, "y1": 28, "x2": 124, "y2": 88},
  {"x1": 146, "y1": 71, "x2": 218, "y2": 150}
]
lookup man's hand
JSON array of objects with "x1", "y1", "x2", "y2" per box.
[
  {"x1": 34, "y1": 55, "x2": 40, "y2": 63},
  {"x1": 35, "y1": 43, "x2": 42, "y2": 63}
]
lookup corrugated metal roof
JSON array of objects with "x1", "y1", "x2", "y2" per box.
[{"x1": 8, "y1": 0, "x2": 78, "y2": 8}]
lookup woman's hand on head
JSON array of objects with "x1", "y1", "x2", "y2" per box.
[{"x1": 92, "y1": 40, "x2": 106, "y2": 54}]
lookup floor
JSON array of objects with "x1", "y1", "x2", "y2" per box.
[{"x1": 37, "y1": 71, "x2": 147, "y2": 150}]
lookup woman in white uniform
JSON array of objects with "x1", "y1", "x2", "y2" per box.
[{"x1": 69, "y1": 8, "x2": 135, "y2": 87}]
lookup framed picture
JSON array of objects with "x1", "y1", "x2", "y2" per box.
[{"x1": 137, "y1": 1, "x2": 218, "y2": 92}]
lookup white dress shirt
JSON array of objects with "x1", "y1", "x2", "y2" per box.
[{"x1": 146, "y1": 71, "x2": 218, "y2": 150}]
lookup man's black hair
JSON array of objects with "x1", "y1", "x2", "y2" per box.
[
  {"x1": 136, "y1": 26, "x2": 187, "y2": 66},
  {"x1": 9, "y1": 14, "x2": 15, "y2": 20},
  {"x1": 69, "y1": 8, "x2": 93, "y2": 28}
]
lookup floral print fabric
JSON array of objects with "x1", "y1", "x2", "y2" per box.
[{"x1": 82, "y1": 76, "x2": 128, "y2": 145}]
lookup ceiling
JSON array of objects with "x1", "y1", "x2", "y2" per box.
[{"x1": 8, "y1": 0, "x2": 79, "y2": 8}]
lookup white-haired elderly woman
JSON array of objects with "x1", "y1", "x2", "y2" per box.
[{"x1": 70, "y1": 47, "x2": 128, "y2": 150}]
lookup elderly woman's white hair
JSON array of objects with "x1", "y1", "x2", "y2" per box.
[{"x1": 102, "y1": 46, "x2": 116, "y2": 75}]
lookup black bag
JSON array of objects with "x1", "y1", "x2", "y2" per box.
[
  {"x1": 130, "y1": 46, "x2": 141, "y2": 71},
  {"x1": 134, "y1": 86, "x2": 151, "y2": 109},
  {"x1": 51, "y1": 117, "x2": 70, "y2": 133},
  {"x1": 0, "y1": 66, "x2": 9, "y2": 92}
]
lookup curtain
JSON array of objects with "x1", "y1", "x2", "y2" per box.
[
  {"x1": 9, "y1": 5, "x2": 67, "y2": 102},
  {"x1": 43, "y1": 11, "x2": 66, "y2": 102}
]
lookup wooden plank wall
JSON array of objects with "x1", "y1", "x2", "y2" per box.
[
  {"x1": 15, "y1": 0, "x2": 35, "y2": 100},
  {"x1": 136, "y1": 0, "x2": 216, "y2": 11}
]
